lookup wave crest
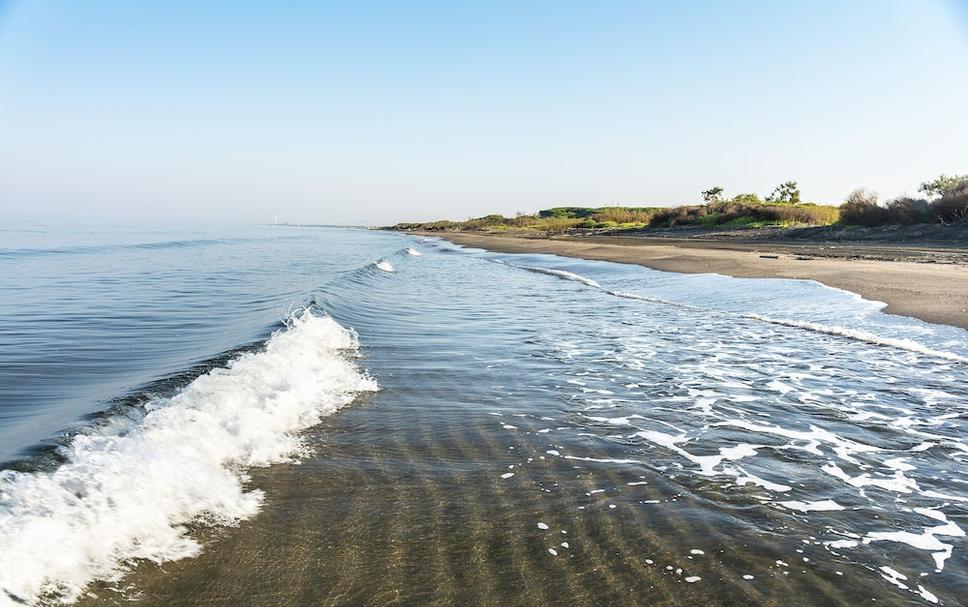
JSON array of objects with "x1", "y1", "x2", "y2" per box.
[
  {"x1": 520, "y1": 266, "x2": 601, "y2": 288},
  {"x1": 747, "y1": 315, "x2": 968, "y2": 363},
  {"x1": 0, "y1": 312, "x2": 377, "y2": 604}
]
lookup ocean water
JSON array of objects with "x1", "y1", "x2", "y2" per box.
[{"x1": 0, "y1": 222, "x2": 966, "y2": 606}]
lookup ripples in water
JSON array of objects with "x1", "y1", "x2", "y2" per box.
[{"x1": 0, "y1": 224, "x2": 965, "y2": 605}]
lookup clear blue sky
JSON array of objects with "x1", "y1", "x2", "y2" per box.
[{"x1": 1, "y1": 1, "x2": 966, "y2": 225}]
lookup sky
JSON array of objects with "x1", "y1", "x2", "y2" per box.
[{"x1": 1, "y1": 1, "x2": 967, "y2": 225}]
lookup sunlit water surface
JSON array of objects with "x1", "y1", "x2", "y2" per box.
[{"x1": 1, "y1": 222, "x2": 966, "y2": 606}]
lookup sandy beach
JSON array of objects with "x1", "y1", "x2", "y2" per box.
[{"x1": 428, "y1": 232, "x2": 968, "y2": 330}]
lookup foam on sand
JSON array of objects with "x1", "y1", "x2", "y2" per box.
[{"x1": 0, "y1": 311, "x2": 377, "y2": 605}]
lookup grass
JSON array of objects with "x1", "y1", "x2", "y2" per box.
[
  {"x1": 648, "y1": 200, "x2": 840, "y2": 229},
  {"x1": 388, "y1": 200, "x2": 841, "y2": 235},
  {"x1": 390, "y1": 207, "x2": 663, "y2": 234}
]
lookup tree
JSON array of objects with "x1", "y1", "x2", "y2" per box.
[
  {"x1": 766, "y1": 181, "x2": 801, "y2": 204},
  {"x1": 919, "y1": 173, "x2": 968, "y2": 199},
  {"x1": 701, "y1": 186, "x2": 724, "y2": 204}
]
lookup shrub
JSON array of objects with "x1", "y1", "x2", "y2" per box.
[
  {"x1": 538, "y1": 207, "x2": 594, "y2": 219},
  {"x1": 731, "y1": 193, "x2": 762, "y2": 205},
  {"x1": 933, "y1": 184, "x2": 968, "y2": 223},
  {"x1": 840, "y1": 189, "x2": 886, "y2": 226},
  {"x1": 885, "y1": 197, "x2": 933, "y2": 224},
  {"x1": 648, "y1": 200, "x2": 837, "y2": 228},
  {"x1": 589, "y1": 208, "x2": 657, "y2": 224},
  {"x1": 839, "y1": 188, "x2": 937, "y2": 226},
  {"x1": 649, "y1": 205, "x2": 704, "y2": 227}
]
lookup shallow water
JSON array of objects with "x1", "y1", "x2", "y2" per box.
[{"x1": 1, "y1": 223, "x2": 966, "y2": 605}]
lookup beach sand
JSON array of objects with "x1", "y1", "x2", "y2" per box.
[{"x1": 428, "y1": 232, "x2": 968, "y2": 329}]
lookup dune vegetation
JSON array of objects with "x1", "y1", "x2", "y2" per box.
[
  {"x1": 389, "y1": 175, "x2": 968, "y2": 235},
  {"x1": 839, "y1": 174, "x2": 968, "y2": 226}
]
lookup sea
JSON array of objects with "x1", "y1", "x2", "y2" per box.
[{"x1": 0, "y1": 220, "x2": 966, "y2": 606}]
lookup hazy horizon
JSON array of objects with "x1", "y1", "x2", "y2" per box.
[{"x1": 2, "y1": 0, "x2": 967, "y2": 226}]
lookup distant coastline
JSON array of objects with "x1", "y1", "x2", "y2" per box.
[
  {"x1": 384, "y1": 175, "x2": 968, "y2": 237},
  {"x1": 407, "y1": 230, "x2": 968, "y2": 330},
  {"x1": 385, "y1": 177, "x2": 968, "y2": 329}
]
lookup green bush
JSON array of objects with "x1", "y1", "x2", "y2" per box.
[{"x1": 648, "y1": 199, "x2": 838, "y2": 228}]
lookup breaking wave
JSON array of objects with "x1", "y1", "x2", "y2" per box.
[
  {"x1": 518, "y1": 266, "x2": 601, "y2": 288},
  {"x1": 0, "y1": 311, "x2": 377, "y2": 605},
  {"x1": 605, "y1": 290, "x2": 706, "y2": 311},
  {"x1": 747, "y1": 315, "x2": 968, "y2": 363}
]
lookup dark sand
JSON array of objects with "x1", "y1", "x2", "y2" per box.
[{"x1": 430, "y1": 232, "x2": 968, "y2": 330}]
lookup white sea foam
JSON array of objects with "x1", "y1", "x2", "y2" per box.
[
  {"x1": 0, "y1": 312, "x2": 377, "y2": 605},
  {"x1": 405, "y1": 247, "x2": 421, "y2": 256},
  {"x1": 863, "y1": 508, "x2": 965, "y2": 571},
  {"x1": 778, "y1": 499, "x2": 846, "y2": 512},
  {"x1": 375, "y1": 260, "x2": 395, "y2": 272},
  {"x1": 918, "y1": 584, "x2": 940, "y2": 604},
  {"x1": 824, "y1": 539, "x2": 859, "y2": 549},
  {"x1": 746, "y1": 315, "x2": 968, "y2": 363},
  {"x1": 879, "y1": 566, "x2": 909, "y2": 590},
  {"x1": 606, "y1": 290, "x2": 703, "y2": 310},
  {"x1": 523, "y1": 267, "x2": 601, "y2": 288}
]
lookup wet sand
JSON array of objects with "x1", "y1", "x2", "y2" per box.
[
  {"x1": 77, "y1": 395, "x2": 920, "y2": 607},
  {"x1": 429, "y1": 232, "x2": 968, "y2": 330}
]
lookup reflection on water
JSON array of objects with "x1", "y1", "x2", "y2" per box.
[{"x1": 1, "y1": 225, "x2": 966, "y2": 605}]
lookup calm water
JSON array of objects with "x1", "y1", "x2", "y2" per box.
[{"x1": 1, "y1": 222, "x2": 966, "y2": 606}]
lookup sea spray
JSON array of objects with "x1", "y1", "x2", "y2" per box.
[{"x1": 0, "y1": 312, "x2": 377, "y2": 605}]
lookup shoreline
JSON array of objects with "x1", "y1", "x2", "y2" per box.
[{"x1": 421, "y1": 231, "x2": 968, "y2": 330}]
